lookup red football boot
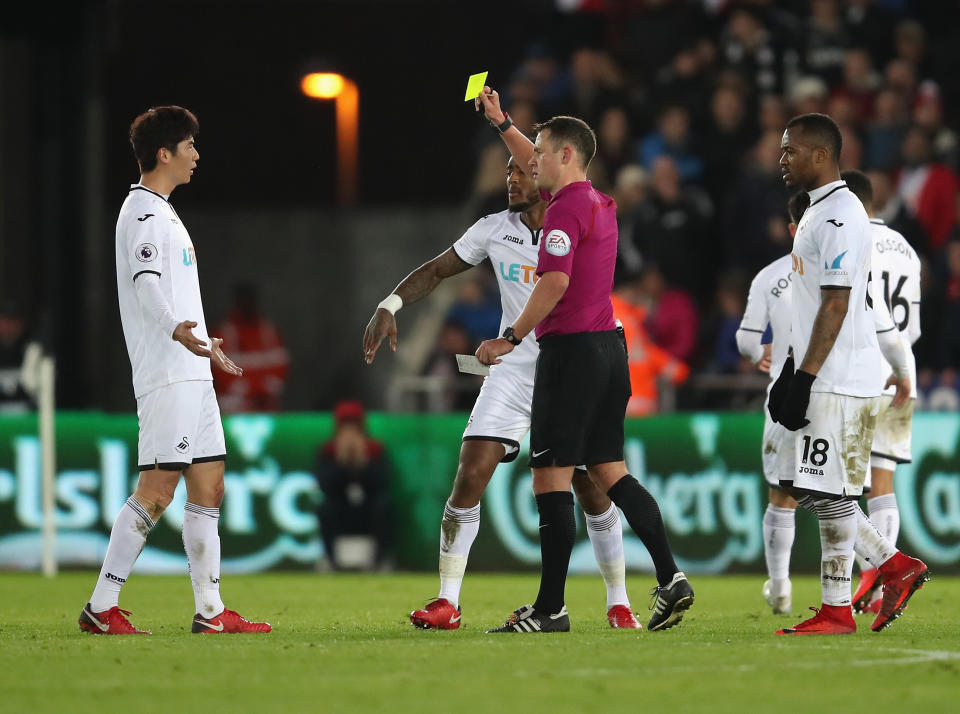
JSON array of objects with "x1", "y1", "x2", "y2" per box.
[
  {"x1": 192, "y1": 609, "x2": 272, "y2": 633},
  {"x1": 607, "y1": 605, "x2": 642, "y2": 629},
  {"x1": 871, "y1": 552, "x2": 930, "y2": 632},
  {"x1": 776, "y1": 605, "x2": 856, "y2": 635},
  {"x1": 852, "y1": 568, "x2": 883, "y2": 614},
  {"x1": 410, "y1": 598, "x2": 461, "y2": 630},
  {"x1": 79, "y1": 603, "x2": 151, "y2": 635}
]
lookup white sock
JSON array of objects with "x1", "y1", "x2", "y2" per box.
[
  {"x1": 868, "y1": 493, "x2": 900, "y2": 547},
  {"x1": 853, "y1": 502, "x2": 897, "y2": 569},
  {"x1": 812, "y1": 498, "x2": 857, "y2": 607},
  {"x1": 585, "y1": 503, "x2": 630, "y2": 609},
  {"x1": 183, "y1": 502, "x2": 224, "y2": 619},
  {"x1": 437, "y1": 501, "x2": 480, "y2": 608},
  {"x1": 762, "y1": 504, "x2": 795, "y2": 581},
  {"x1": 89, "y1": 496, "x2": 155, "y2": 613}
]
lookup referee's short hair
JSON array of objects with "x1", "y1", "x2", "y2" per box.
[
  {"x1": 533, "y1": 116, "x2": 597, "y2": 169},
  {"x1": 787, "y1": 190, "x2": 810, "y2": 224},
  {"x1": 786, "y1": 113, "x2": 842, "y2": 162},
  {"x1": 841, "y1": 169, "x2": 873, "y2": 211},
  {"x1": 129, "y1": 106, "x2": 199, "y2": 172}
]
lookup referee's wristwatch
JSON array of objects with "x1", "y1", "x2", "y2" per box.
[{"x1": 501, "y1": 326, "x2": 522, "y2": 346}]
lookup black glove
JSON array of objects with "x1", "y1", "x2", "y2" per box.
[
  {"x1": 767, "y1": 356, "x2": 794, "y2": 423},
  {"x1": 778, "y1": 369, "x2": 815, "y2": 431}
]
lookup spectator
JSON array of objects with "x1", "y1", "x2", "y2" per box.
[
  {"x1": 719, "y1": 6, "x2": 795, "y2": 95},
  {"x1": 788, "y1": 75, "x2": 829, "y2": 116},
  {"x1": 611, "y1": 276, "x2": 689, "y2": 416},
  {"x1": 315, "y1": 401, "x2": 393, "y2": 570},
  {"x1": 421, "y1": 320, "x2": 480, "y2": 412},
  {"x1": 701, "y1": 85, "x2": 754, "y2": 198},
  {"x1": 589, "y1": 105, "x2": 635, "y2": 193},
  {"x1": 866, "y1": 169, "x2": 930, "y2": 252},
  {"x1": 843, "y1": 0, "x2": 897, "y2": 68},
  {"x1": 897, "y1": 125, "x2": 959, "y2": 251},
  {"x1": 801, "y1": 0, "x2": 851, "y2": 86},
  {"x1": 864, "y1": 88, "x2": 908, "y2": 170},
  {"x1": 213, "y1": 283, "x2": 289, "y2": 413},
  {"x1": 445, "y1": 275, "x2": 501, "y2": 348},
  {"x1": 638, "y1": 104, "x2": 704, "y2": 182},
  {"x1": 653, "y1": 42, "x2": 713, "y2": 117},
  {"x1": 626, "y1": 155, "x2": 713, "y2": 298},
  {"x1": 636, "y1": 263, "x2": 700, "y2": 366},
  {"x1": 0, "y1": 300, "x2": 39, "y2": 413},
  {"x1": 832, "y1": 47, "x2": 880, "y2": 126},
  {"x1": 758, "y1": 93, "x2": 788, "y2": 135},
  {"x1": 936, "y1": 240, "x2": 960, "y2": 369},
  {"x1": 703, "y1": 270, "x2": 750, "y2": 375},
  {"x1": 912, "y1": 81, "x2": 958, "y2": 170}
]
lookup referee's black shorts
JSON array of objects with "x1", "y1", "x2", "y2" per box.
[{"x1": 529, "y1": 329, "x2": 631, "y2": 469}]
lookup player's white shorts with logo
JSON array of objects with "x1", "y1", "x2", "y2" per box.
[
  {"x1": 777, "y1": 392, "x2": 881, "y2": 498},
  {"x1": 462, "y1": 364, "x2": 534, "y2": 463},
  {"x1": 136, "y1": 380, "x2": 226, "y2": 471},
  {"x1": 869, "y1": 396, "x2": 914, "y2": 473},
  {"x1": 761, "y1": 410, "x2": 788, "y2": 488}
]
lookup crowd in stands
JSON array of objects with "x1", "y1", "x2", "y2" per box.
[{"x1": 449, "y1": 0, "x2": 959, "y2": 412}]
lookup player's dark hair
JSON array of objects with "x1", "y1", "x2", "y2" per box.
[
  {"x1": 787, "y1": 190, "x2": 810, "y2": 224},
  {"x1": 786, "y1": 113, "x2": 842, "y2": 162},
  {"x1": 533, "y1": 115, "x2": 597, "y2": 168},
  {"x1": 841, "y1": 169, "x2": 874, "y2": 211},
  {"x1": 129, "y1": 106, "x2": 199, "y2": 172}
]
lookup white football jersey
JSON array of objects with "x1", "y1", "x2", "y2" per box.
[
  {"x1": 453, "y1": 210, "x2": 542, "y2": 373},
  {"x1": 870, "y1": 218, "x2": 921, "y2": 398},
  {"x1": 790, "y1": 180, "x2": 881, "y2": 397},
  {"x1": 116, "y1": 184, "x2": 212, "y2": 398},
  {"x1": 738, "y1": 253, "x2": 794, "y2": 386}
]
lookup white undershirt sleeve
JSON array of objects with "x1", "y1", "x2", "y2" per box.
[
  {"x1": 876, "y1": 328, "x2": 910, "y2": 379},
  {"x1": 736, "y1": 271, "x2": 769, "y2": 364},
  {"x1": 134, "y1": 272, "x2": 181, "y2": 339}
]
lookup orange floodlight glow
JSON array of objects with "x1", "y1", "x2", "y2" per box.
[{"x1": 301, "y1": 72, "x2": 346, "y2": 99}]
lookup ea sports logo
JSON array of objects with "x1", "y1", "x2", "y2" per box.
[{"x1": 544, "y1": 229, "x2": 571, "y2": 257}]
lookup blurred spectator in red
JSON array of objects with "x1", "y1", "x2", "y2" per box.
[
  {"x1": 315, "y1": 401, "x2": 392, "y2": 570},
  {"x1": 912, "y1": 81, "x2": 958, "y2": 170},
  {"x1": 638, "y1": 104, "x2": 704, "y2": 182},
  {"x1": 897, "y1": 125, "x2": 959, "y2": 251},
  {"x1": 636, "y1": 264, "x2": 699, "y2": 366},
  {"x1": 864, "y1": 88, "x2": 908, "y2": 170},
  {"x1": 213, "y1": 283, "x2": 289, "y2": 413},
  {"x1": 611, "y1": 277, "x2": 689, "y2": 416}
]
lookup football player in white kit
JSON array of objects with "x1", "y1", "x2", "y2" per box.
[
  {"x1": 363, "y1": 156, "x2": 640, "y2": 629},
  {"x1": 79, "y1": 106, "x2": 271, "y2": 635},
  {"x1": 770, "y1": 113, "x2": 928, "y2": 635},
  {"x1": 842, "y1": 170, "x2": 923, "y2": 615},
  {"x1": 736, "y1": 191, "x2": 809, "y2": 615}
]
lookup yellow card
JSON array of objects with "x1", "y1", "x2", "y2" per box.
[{"x1": 464, "y1": 71, "x2": 488, "y2": 101}]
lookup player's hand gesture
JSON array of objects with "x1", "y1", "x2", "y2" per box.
[
  {"x1": 475, "y1": 86, "x2": 506, "y2": 126},
  {"x1": 363, "y1": 308, "x2": 398, "y2": 364},
  {"x1": 210, "y1": 337, "x2": 243, "y2": 376},
  {"x1": 173, "y1": 320, "x2": 212, "y2": 358},
  {"x1": 885, "y1": 374, "x2": 911, "y2": 408},
  {"x1": 476, "y1": 337, "x2": 513, "y2": 366}
]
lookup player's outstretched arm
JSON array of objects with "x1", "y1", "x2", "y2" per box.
[
  {"x1": 363, "y1": 248, "x2": 471, "y2": 364},
  {"x1": 209, "y1": 336, "x2": 243, "y2": 376},
  {"x1": 476, "y1": 86, "x2": 535, "y2": 171}
]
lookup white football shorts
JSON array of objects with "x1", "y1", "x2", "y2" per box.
[
  {"x1": 136, "y1": 380, "x2": 226, "y2": 471},
  {"x1": 777, "y1": 392, "x2": 881, "y2": 498},
  {"x1": 870, "y1": 395, "x2": 914, "y2": 468},
  {"x1": 462, "y1": 363, "x2": 534, "y2": 463},
  {"x1": 761, "y1": 410, "x2": 788, "y2": 488}
]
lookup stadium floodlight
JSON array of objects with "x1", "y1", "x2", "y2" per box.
[{"x1": 300, "y1": 72, "x2": 359, "y2": 206}]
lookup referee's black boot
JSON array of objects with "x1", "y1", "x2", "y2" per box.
[
  {"x1": 647, "y1": 572, "x2": 695, "y2": 631},
  {"x1": 487, "y1": 604, "x2": 570, "y2": 633}
]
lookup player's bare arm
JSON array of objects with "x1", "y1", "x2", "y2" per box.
[
  {"x1": 363, "y1": 248, "x2": 471, "y2": 364},
  {"x1": 475, "y1": 271, "x2": 569, "y2": 365},
  {"x1": 798, "y1": 287, "x2": 849, "y2": 375},
  {"x1": 173, "y1": 320, "x2": 213, "y2": 358},
  {"x1": 476, "y1": 86, "x2": 535, "y2": 171}
]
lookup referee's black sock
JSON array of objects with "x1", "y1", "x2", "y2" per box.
[
  {"x1": 532, "y1": 491, "x2": 576, "y2": 615},
  {"x1": 607, "y1": 475, "x2": 679, "y2": 587}
]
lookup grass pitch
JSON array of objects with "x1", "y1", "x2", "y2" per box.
[{"x1": 0, "y1": 572, "x2": 957, "y2": 714}]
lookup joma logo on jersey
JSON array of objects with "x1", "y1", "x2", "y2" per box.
[
  {"x1": 499, "y1": 262, "x2": 538, "y2": 284},
  {"x1": 501, "y1": 234, "x2": 523, "y2": 245},
  {"x1": 183, "y1": 247, "x2": 196, "y2": 266}
]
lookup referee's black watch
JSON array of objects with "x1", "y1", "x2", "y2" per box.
[{"x1": 501, "y1": 326, "x2": 522, "y2": 346}]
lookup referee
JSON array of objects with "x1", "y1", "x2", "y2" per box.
[{"x1": 475, "y1": 87, "x2": 694, "y2": 633}]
